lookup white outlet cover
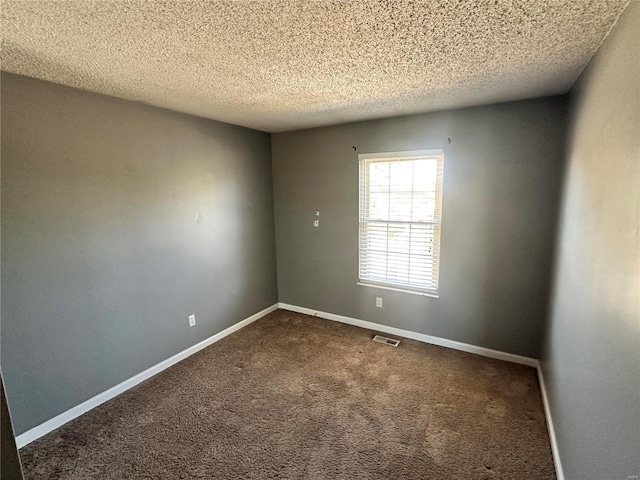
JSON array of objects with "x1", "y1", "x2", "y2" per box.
[
  {"x1": 313, "y1": 220, "x2": 319, "y2": 227},
  {"x1": 376, "y1": 297, "x2": 383, "y2": 308},
  {"x1": 188, "y1": 314, "x2": 196, "y2": 326}
]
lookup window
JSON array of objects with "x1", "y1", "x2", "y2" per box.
[{"x1": 358, "y1": 149, "x2": 444, "y2": 296}]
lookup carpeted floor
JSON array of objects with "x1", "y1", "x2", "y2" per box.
[{"x1": 20, "y1": 309, "x2": 555, "y2": 479}]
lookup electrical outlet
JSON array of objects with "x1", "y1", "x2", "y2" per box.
[
  {"x1": 376, "y1": 297, "x2": 383, "y2": 308},
  {"x1": 313, "y1": 220, "x2": 319, "y2": 227},
  {"x1": 188, "y1": 314, "x2": 196, "y2": 327}
]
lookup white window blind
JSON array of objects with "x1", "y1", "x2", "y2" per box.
[{"x1": 358, "y1": 149, "x2": 444, "y2": 295}]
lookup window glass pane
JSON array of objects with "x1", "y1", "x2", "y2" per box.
[
  {"x1": 359, "y1": 152, "x2": 443, "y2": 293},
  {"x1": 369, "y1": 162, "x2": 389, "y2": 190},
  {"x1": 389, "y1": 160, "x2": 413, "y2": 190},
  {"x1": 368, "y1": 192, "x2": 389, "y2": 220}
]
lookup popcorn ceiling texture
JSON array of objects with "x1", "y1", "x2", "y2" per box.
[{"x1": 0, "y1": 0, "x2": 630, "y2": 132}]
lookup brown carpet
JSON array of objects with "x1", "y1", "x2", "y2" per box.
[{"x1": 20, "y1": 309, "x2": 555, "y2": 479}]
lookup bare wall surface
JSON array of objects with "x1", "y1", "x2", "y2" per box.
[
  {"x1": 541, "y1": 3, "x2": 640, "y2": 479},
  {"x1": 0, "y1": 72, "x2": 278, "y2": 435},
  {"x1": 272, "y1": 97, "x2": 567, "y2": 358}
]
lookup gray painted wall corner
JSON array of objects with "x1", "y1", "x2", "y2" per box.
[
  {"x1": 541, "y1": 3, "x2": 640, "y2": 479},
  {"x1": 271, "y1": 96, "x2": 568, "y2": 359},
  {"x1": 1, "y1": 72, "x2": 278, "y2": 434}
]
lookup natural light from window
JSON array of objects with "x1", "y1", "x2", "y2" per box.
[{"x1": 358, "y1": 149, "x2": 444, "y2": 296}]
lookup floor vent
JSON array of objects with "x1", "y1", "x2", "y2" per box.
[{"x1": 373, "y1": 335, "x2": 400, "y2": 347}]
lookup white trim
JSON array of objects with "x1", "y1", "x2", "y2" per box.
[
  {"x1": 358, "y1": 150, "x2": 445, "y2": 296},
  {"x1": 356, "y1": 282, "x2": 439, "y2": 298},
  {"x1": 16, "y1": 302, "x2": 564, "y2": 480},
  {"x1": 357, "y1": 148, "x2": 444, "y2": 161},
  {"x1": 277, "y1": 303, "x2": 537, "y2": 367},
  {"x1": 536, "y1": 361, "x2": 565, "y2": 480},
  {"x1": 15, "y1": 303, "x2": 279, "y2": 448}
]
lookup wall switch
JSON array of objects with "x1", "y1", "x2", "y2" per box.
[
  {"x1": 188, "y1": 314, "x2": 196, "y2": 327},
  {"x1": 313, "y1": 220, "x2": 319, "y2": 227},
  {"x1": 376, "y1": 297, "x2": 383, "y2": 308}
]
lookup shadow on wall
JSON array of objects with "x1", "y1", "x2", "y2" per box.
[
  {"x1": 477, "y1": 133, "x2": 565, "y2": 355},
  {"x1": 2, "y1": 372, "x2": 24, "y2": 479},
  {"x1": 1, "y1": 71, "x2": 277, "y2": 435},
  {"x1": 443, "y1": 103, "x2": 567, "y2": 356}
]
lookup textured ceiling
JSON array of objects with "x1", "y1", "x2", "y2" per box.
[{"x1": 1, "y1": 1, "x2": 630, "y2": 132}]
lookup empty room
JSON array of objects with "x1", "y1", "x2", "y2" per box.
[{"x1": 1, "y1": 1, "x2": 638, "y2": 479}]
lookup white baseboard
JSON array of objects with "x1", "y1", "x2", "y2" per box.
[
  {"x1": 15, "y1": 303, "x2": 279, "y2": 448},
  {"x1": 278, "y1": 303, "x2": 538, "y2": 367},
  {"x1": 17, "y1": 302, "x2": 564, "y2": 480},
  {"x1": 536, "y1": 362, "x2": 565, "y2": 480}
]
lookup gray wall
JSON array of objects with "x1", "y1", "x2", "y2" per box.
[
  {"x1": 272, "y1": 97, "x2": 567, "y2": 358},
  {"x1": 1, "y1": 72, "x2": 278, "y2": 435},
  {"x1": 541, "y1": 4, "x2": 640, "y2": 479}
]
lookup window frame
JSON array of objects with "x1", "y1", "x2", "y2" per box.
[{"x1": 357, "y1": 149, "x2": 444, "y2": 298}]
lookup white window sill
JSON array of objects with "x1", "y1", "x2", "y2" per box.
[{"x1": 357, "y1": 282, "x2": 439, "y2": 298}]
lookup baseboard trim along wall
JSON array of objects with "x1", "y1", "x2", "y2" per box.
[
  {"x1": 278, "y1": 303, "x2": 538, "y2": 367},
  {"x1": 536, "y1": 365, "x2": 565, "y2": 480},
  {"x1": 278, "y1": 302, "x2": 564, "y2": 480},
  {"x1": 15, "y1": 303, "x2": 279, "y2": 449},
  {"x1": 16, "y1": 302, "x2": 565, "y2": 480}
]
